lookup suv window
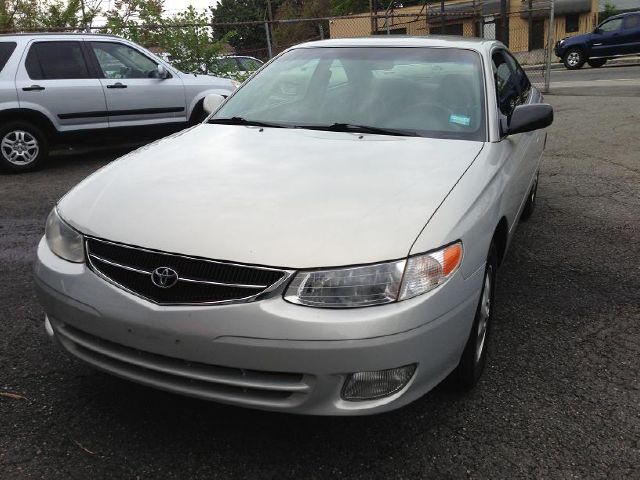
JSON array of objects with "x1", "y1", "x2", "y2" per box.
[
  {"x1": 0, "y1": 42, "x2": 17, "y2": 73},
  {"x1": 622, "y1": 14, "x2": 640, "y2": 30},
  {"x1": 238, "y1": 57, "x2": 262, "y2": 71},
  {"x1": 90, "y1": 42, "x2": 159, "y2": 79},
  {"x1": 492, "y1": 50, "x2": 526, "y2": 116},
  {"x1": 25, "y1": 41, "x2": 90, "y2": 80},
  {"x1": 599, "y1": 18, "x2": 623, "y2": 33}
]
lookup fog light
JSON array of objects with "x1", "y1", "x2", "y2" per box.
[{"x1": 341, "y1": 364, "x2": 416, "y2": 401}]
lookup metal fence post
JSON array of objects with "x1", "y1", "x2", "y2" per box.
[
  {"x1": 544, "y1": 0, "x2": 555, "y2": 92},
  {"x1": 264, "y1": 21, "x2": 273, "y2": 59},
  {"x1": 386, "y1": 14, "x2": 390, "y2": 34}
]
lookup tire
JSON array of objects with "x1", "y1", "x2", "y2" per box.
[
  {"x1": 0, "y1": 121, "x2": 48, "y2": 172},
  {"x1": 520, "y1": 171, "x2": 539, "y2": 221},
  {"x1": 452, "y1": 242, "x2": 497, "y2": 390},
  {"x1": 563, "y1": 48, "x2": 585, "y2": 70},
  {"x1": 588, "y1": 59, "x2": 607, "y2": 68}
]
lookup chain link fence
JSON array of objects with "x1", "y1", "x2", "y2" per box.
[{"x1": 3, "y1": 5, "x2": 555, "y2": 90}]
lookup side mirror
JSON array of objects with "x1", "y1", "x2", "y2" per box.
[
  {"x1": 157, "y1": 64, "x2": 169, "y2": 79},
  {"x1": 593, "y1": 27, "x2": 601, "y2": 34},
  {"x1": 506, "y1": 104, "x2": 553, "y2": 135},
  {"x1": 203, "y1": 94, "x2": 225, "y2": 114}
]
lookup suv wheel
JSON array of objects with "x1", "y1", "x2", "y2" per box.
[
  {"x1": 452, "y1": 242, "x2": 497, "y2": 389},
  {"x1": 0, "y1": 122, "x2": 48, "y2": 172},
  {"x1": 588, "y1": 59, "x2": 607, "y2": 68},
  {"x1": 563, "y1": 48, "x2": 585, "y2": 70}
]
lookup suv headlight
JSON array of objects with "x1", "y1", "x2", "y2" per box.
[
  {"x1": 45, "y1": 207, "x2": 85, "y2": 263},
  {"x1": 284, "y1": 242, "x2": 462, "y2": 308}
]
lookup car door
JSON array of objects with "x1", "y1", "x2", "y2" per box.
[
  {"x1": 88, "y1": 41, "x2": 186, "y2": 127},
  {"x1": 591, "y1": 17, "x2": 624, "y2": 57},
  {"x1": 15, "y1": 40, "x2": 108, "y2": 130},
  {"x1": 620, "y1": 14, "x2": 640, "y2": 55},
  {"x1": 492, "y1": 49, "x2": 537, "y2": 226}
]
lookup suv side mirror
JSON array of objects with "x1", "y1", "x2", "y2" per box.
[
  {"x1": 506, "y1": 104, "x2": 553, "y2": 135},
  {"x1": 203, "y1": 94, "x2": 225, "y2": 114},
  {"x1": 157, "y1": 64, "x2": 169, "y2": 79},
  {"x1": 593, "y1": 27, "x2": 602, "y2": 34}
]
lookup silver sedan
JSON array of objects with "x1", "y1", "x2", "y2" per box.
[{"x1": 34, "y1": 37, "x2": 552, "y2": 415}]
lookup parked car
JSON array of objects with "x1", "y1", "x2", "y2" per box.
[
  {"x1": 209, "y1": 55, "x2": 264, "y2": 79},
  {"x1": 0, "y1": 33, "x2": 238, "y2": 172},
  {"x1": 34, "y1": 37, "x2": 552, "y2": 415},
  {"x1": 555, "y1": 11, "x2": 640, "y2": 69}
]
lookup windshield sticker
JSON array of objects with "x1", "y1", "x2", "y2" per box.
[{"x1": 449, "y1": 114, "x2": 471, "y2": 127}]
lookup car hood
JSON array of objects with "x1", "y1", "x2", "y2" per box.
[
  {"x1": 562, "y1": 32, "x2": 591, "y2": 46},
  {"x1": 58, "y1": 125, "x2": 483, "y2": 268}
]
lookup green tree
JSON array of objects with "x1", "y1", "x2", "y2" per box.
[
  {"x1": 105, "y1": 0, "x2": 229, "y2": 74},
  {"x1": 600, "y1": 1, "x2": 618, "y2": 21},
  {"x1": 274, "y1": 0, "x2": 329, "y2": 52},
  {"x1": 211, "y1": 0, "x2": 272, "y2": 57}
]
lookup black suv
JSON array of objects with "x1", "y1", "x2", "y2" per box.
[{"x1": 555, "y1": 11, "x2": 640, "y2": 69}]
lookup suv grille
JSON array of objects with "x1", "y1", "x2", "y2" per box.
[{"x1": 85, "y1": 238, "x2": 290, "y2": 305}]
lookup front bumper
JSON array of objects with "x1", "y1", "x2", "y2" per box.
[{"x1": 34, "y1": 238, "x2": 484, "y2": 415}]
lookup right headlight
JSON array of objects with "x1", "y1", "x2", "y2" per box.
[
  {"x1": 284, "y1": 242, "x2": 462, "y2": 308},
  {"x1": 45, "y1": 207, "x2": 85, "y2": 263}
]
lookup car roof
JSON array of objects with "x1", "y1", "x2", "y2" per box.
[
  {"x1": 0, "y1": 32, "x2": 119, "y2": 39},
  {"x1": 605, "y1": 11, "x2": 639, "y2": 20},
  {"x1": 294, "y1": 36, "x2": 501, "y2": 52}
]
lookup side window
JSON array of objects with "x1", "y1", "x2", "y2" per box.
[
  {"x1": 503, "y1": 51, "x2": 531, "y2": 102},
  {"x1": 25, "y1": 41, "x2": 90, "y2": 80},
  {"x1": 239, "y1": 57, "x2": 262, "y2": 71},
  {"x1": 622, "y1": 14, "x2": 640, "y2": 30},
  {"x1": 492, "y1": 50, "x2": 521, "y2": 116},
  {"x1": 599, "y1": 18, "x2": 623, "y2": 33},
  {"x1": 90, "y1": 42, "x2": 158, "y2": 79},
  {"x1": 0, "y1": 42, "x2": 17, "y2": 73}
]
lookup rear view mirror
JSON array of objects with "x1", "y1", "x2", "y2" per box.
[
  {"x1": 507, "y1": 104, "x2": 553, "y2": 135},
  {"x1": 203, "y1": 94, "x2": 225, "y2": 114}
]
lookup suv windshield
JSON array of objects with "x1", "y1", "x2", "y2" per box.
[{"x1": 212, "y1": 47, "x2": 486, "y2": 141}]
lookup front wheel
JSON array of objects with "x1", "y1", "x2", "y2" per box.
[
  {"x1": 452, "y1": 242, "x2": 497, "y2": 389},
  {"x1": 588, "y1": 59, "x2": 607, "y2": 68},
  {"x1": 563, "y1": 48, "x2": 585, "y2": 70},
  {"x1": 0, "y1": 122, "x2": 48, "y2": 172}
]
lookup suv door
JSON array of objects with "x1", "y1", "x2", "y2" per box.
[
  {"x1": 591, "y1": 17, "x2": 624, "y2": 57},
  {"x1": 621, "y1": 14, "x2": 640, "y2": 54},
  {"x1": 15, "y1": 40, "x2": 108, "y2": 130},
  {"x1": 492, "y1": 50, "x2": 539, "y2": 225},
  {"x1": 88, "y1": 41, "x2": 186, "y2": 127}
]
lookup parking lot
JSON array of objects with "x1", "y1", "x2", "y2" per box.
[{"x1": 1, "y1": 87, "x2": 639, "y2": 478}]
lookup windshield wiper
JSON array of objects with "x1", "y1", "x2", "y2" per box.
[
  {"x1": 208, "y1": 117, "x2": 288, "y2": 129},
  {"x1": 304, "y1": 123, "x2": 418, "y2": 137}
]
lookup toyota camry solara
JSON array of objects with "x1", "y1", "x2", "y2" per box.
[{"x1": 34, "y1": 37, "x2": 552, "y2": 415}]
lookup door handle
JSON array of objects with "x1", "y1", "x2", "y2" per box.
[
  {"x1": 106, "y1": 83, "x2": 127, "y2": 89},
  {"x1": 22, "y1": 85, "x2": 45, "y2": 91}
]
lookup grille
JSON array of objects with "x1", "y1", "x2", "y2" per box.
[
  {"x1": 86, "y1": 238, "x2": 290, "y2": 305},
  {"x1": 52, "y1": 319, "x2": 311, "y2": 406}
]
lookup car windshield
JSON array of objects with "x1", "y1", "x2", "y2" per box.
[{"x1": 212, "y1": 46, "x2": 486, "y2": 141}]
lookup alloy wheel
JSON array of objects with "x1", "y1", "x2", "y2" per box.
[
  {"x1": 1, "y1": 130, "x2": 39, "y2": 166},
  {"x1": 567, "y1": 52, "x2": 581, "y2": 67},
  {"x1": 476, "y1": 265, "x2": 492, "y2": 363}
]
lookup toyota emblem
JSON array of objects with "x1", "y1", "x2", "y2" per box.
[{"x1": 151, "y1": 267, "x2": 179, "y2": 289}]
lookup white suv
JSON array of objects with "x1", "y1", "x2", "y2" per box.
[{"x1": 0, "y1": 33, "x2": 237, "y2": 172}]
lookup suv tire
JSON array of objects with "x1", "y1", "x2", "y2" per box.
[
  {"x1": 587, "y1": 59, "x2": 607, "y2": 68},
  {"x1": 563, "y1": 48, "x2": 585, "y2": 70},
  {"x1": 0, "y1": 121, "x2": 48, "y2": 172}
]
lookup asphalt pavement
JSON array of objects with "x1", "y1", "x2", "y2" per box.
[
  {"x1": 1, "y1": 79, "x2": 639, "y2": 478},
  {"x1": 549, "y1": 62, "x2": 640, "y2": 96}
]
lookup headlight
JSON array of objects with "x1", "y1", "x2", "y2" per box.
[
  {"x1": 231, "y1": 79, "x2": 241, "y2": 89},
  {"x1": 45, "y1": 207, "x2": 85, "y2": 263},
  {"x1": 284, "y1": 242, "x2": 462, "y2": 308}
]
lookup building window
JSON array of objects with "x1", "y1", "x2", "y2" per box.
[{"x1": 566, "y1": 14, "x2": 580, "y2": 33}]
